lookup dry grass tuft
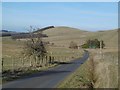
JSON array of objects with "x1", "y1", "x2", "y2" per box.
[{"x1": 92, "y1": 49, "x2": 118, "y2": 88}]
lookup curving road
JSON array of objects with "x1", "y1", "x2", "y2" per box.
[{"x1": 2, "y1": 51, "x2": 89, "y2": 88}]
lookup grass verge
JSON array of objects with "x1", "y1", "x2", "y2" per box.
[
  {"x1": 57, "y1": 56, "x2": 93, "y2": 88},
  {"x1": 58, "y1": 49, "x2": 118, "y2": 88}
]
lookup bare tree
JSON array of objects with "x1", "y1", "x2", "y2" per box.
[{"x1": 23, "y1": 26, "x2": 47, "y2": 67}]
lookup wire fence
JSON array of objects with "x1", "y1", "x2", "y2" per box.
[{"x1": 2, "y1": 52, "x2": 81, "y2": 72}]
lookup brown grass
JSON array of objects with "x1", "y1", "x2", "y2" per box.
[
  {"x1": 2, "y1": 36, "x2": 83, "y2": 71},
  {"x1": 43, "y1": 26, "x2": 118, "y2": 48},
  {"x1": 2, "y1": 27, "x2": 118, "y2": 87},
  {"x1": 90, "y1": 49, "x2": 118, "y2": 88},
  {"x1": 58, "y1": 56, "x2": 93, "y2": 88}
]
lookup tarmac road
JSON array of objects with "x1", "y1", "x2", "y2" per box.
[{"x1": 2, "y1": 51, "x2": 89, "y2": 88}]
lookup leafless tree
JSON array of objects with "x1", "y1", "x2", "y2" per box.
[{"x1": 23, "y1": 26, "x2": 47, "y2": 67}]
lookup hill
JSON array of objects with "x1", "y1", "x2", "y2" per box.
[
  {"x1": 2, "y1": 26, "x2": 118, "y2": 85},
  {"x1": 1, "y1": 30, "x2": 9, "y2": 32},
  {"x1": 43, "y1": 26, "x2": 118, "y2": 48},
  {"x1": 0, "y1": 30, "x2": 17, "y2": 37}
]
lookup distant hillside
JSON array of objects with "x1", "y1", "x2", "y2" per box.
[
  {"x1": 0, "y1": 30, "x2": 17, "y2": 37},
  {"x1": 34, "y1": 26, "x2": 55, "y2": 33},
  {"x1": 43, "y1": 26, "x2": 118, "y2": 48},
  {"x1": 87, "y1": 29, "x2": 118, "y2": 48},
  {"x1": 11, "y1": 33, "x2": 48, "y2": 39},
  {"x1": 1, "y1": 30, "x2": 9, "y2": 32},
  {"x1": 0, "y1": 30, "x2": 17, "y2": 33}
]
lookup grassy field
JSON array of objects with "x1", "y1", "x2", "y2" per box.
[
  {"x1": 2, "y1": 36, "x2": 83, "y2": 71},
  {"x1": 2, "y1": 35, "x2": 83, "y2": 84},
  {"x1": 2, "y1": 37, "x2": 24, "y2": 70},
  {"x1": 2, "y1": 26, "x2": 118, "y2": 87},
  {"x1": 48, "y1": 27, "x2": 118, "y2": 88},
  {"x1": 93, "y1": 49, "x2": 118, "y2": 88},
  {"x1": 58, "y1": 49, "x2": 118, "y2": 88},
  {"x1": 43, "y1": 26, "x2": 118, "y2": 48}
]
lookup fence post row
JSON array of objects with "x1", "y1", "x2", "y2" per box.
[{"x1": 2, "y1": 51, "x2": 81, "y2": 72}]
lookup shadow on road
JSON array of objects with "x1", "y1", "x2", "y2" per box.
[
  {"x1": 19, "y1": 70, "x2": 71, "y2": 80},
  {"x1": 53, "y1": 61, "x2": 72, "y2": 64},
  {"x1": 3, "y1": 51, "x2": 89, "y2": 88}
]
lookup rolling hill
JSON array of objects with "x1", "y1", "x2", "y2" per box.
[{"x1": 42, "y1": 26, "x2": 118, "y2": 48}]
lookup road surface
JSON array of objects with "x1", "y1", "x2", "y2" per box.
[{"x1": 2, "y1": 51, "x2": 89, "y2": 88}]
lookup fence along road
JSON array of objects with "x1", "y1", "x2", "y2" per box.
[{"x1": 2, "y1": 51, "x2": 89, "y2": 88}]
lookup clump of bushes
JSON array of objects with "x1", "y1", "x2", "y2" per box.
[
  {"x1": 81, "y1": 39, "x2": 105, "y2": 49},
  {"x1": 69, "y1": 41, "x2": 78, "y2": 49}
]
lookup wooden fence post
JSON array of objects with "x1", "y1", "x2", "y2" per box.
[
  {"x1": 45, "y1": 56, "x2": 47, "y2": 66},
  {"x1": 21, "y1": 58, "x2": 24, "y2": 68},
  {"x1": 12, "y1": 58, "x2": 14, "y2": 74},
  {"x1": 52, "y1": 56, "x2": 54, "y2": 64},
  {"x1": 29, "y1": 56, "x2": 32, "y2": 67},
  {"x1": 49, "y1": 56, "x2": 51, "y2": 64},
  {"x1": 2, "y1": 58, "x2": 3, "y2": 71}
]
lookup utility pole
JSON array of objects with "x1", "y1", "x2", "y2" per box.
[{"x1": 100, "y1": 40, "x2": 102, "y2": 54}]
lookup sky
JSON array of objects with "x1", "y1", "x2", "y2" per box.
[{"x1": 1, "y1": 2, "x2": 118, "y2": 32}]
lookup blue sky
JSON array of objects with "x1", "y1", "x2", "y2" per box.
[{"x1": 2, "y1": 2, "x2": 118, "y2": 32}]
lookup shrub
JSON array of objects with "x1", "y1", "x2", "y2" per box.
[
  {"x1": 81, "y1": 44, "x2": 89, "y2": 48},
  {"x1": 82, "y1": 39, "x2": 105, "y2": 49},
  {"x1": 69, "y1": 41, "x2": 78, "y2": 49}
]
